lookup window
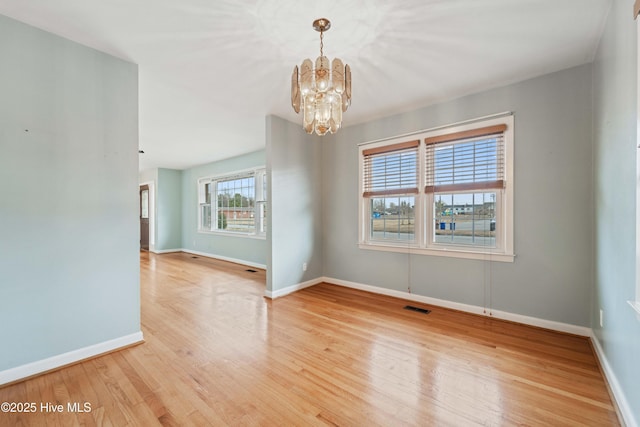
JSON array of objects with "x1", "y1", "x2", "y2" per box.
[
  {"x1": 363, "y1": 140, "x2": 419, "y2": 242},
  {"x1": 198, "y1": 169, "x2": 266, "y2": 237},
  {"x1": 359, "y1": 115, "x2": 514, "y2": 261}
]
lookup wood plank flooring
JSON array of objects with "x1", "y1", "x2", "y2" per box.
[{"x1": 0, "y1": 251, "x2": 619, "y2": 426}]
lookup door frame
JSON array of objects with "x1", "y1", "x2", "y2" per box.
[{"x1": 140, "y1": 181, "x2": 155, "y2": 251}]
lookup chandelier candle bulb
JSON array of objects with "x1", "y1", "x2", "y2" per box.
[
  {"x1": 291, "y1": 18, "x2": 351, "y2": 136},
  {"x1": 315, "y1": 56, "x2": 330, "y2": 92}
]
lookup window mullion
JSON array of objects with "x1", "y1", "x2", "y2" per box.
[
  {"x1": 213, "y1": 180, "x2": 219, "y2": 231},
  {"x1": 418, "y1": 141, "x2": 427, "y2": 248}
]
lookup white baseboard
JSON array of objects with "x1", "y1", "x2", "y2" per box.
[
  {"x1": 150, "y1": 248, "x2": 181, "y2": 254},
  {"x1": 322, "y1": 277, "x2": 592, "y2": 337},
  {"x1": 149, "y1": 248, "x2": 266, "y2": 270},
  {"x1": 628, "y1": 300, "x2": 640, "y2": 317},
  {"x1": 264, "y1": 277, "x2": 324, "y2": 299},
  {"x1": 180, "y1": 248, "x2": 266, "y2": 270},
  {"x1": 590, "y1": 331, "x2": 638, "y2": 427},
  {"x1": 0, "y1": 332, "x2": 144, "y2": 386}
]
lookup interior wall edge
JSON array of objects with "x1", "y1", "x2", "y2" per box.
[
  {"x1": 0, "y1": 332, "x2": 144, "y2": 387},
  {"x1": 180, "y1": 249, "x2": 267, "y2": 270},
  {"x1": 264, "y1": 277, "x2": 324, "y2": 299},
  {"x1": 590, "y1": 331, "x2": 638, "y2": 427},
  {"x1": 321, "y1": 277, "x2": 591, "y2": 336}
]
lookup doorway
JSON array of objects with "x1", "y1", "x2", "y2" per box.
[{"x1": 140, "y1": 184, "x2": 149, "y2": 250}]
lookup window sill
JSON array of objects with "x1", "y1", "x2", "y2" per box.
[
  {"x1": 628, "y1": 300, "x2": 640, "y2": 317},
  {"x1": 358, "y1": 242, "x2": 515, "y2": 262},
  {"x1": 198, "y1": 230, "x2": 266, "y2": 240}
]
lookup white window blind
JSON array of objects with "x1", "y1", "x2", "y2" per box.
[
  {"x1": 425, "y1": 125, "x2": 506, "y2": 193},
  {"x1": 363, "y1": 140, "x2": 419, "y2": 197}
]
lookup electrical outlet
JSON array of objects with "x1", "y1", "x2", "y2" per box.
[
  {"x1": 599, "y1": 309, "x2": 603, "y2": 328},
  {"x1": 302, "y1": 262, "x2": 307, "y2": 272}
]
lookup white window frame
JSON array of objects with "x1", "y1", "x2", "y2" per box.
[
  {"x1": 361, "y1": 139, "x2": 421, "y2": 246},
  {"x1": 358, "y1": 115, "x2": 515, "y2": 262},
  {"x1": 632, "y1": 16, "x2": 640, "y2": 316},
  {"x1": 197, "y1": 168, "x2": 266, "y2": 239}
]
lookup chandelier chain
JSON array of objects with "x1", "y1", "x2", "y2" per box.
[{"x1": 319, "y1": 31, "x2": 324, "y2": 57}]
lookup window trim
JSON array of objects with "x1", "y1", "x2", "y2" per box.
[
  {"x1": 197, "y1": 167, "x2": 267, "y2": 239},
  {"x1": 633, "y1": 17, "x2": 640, "y2": 317},
  {"x1": 358, "y1": 114, "x2": 514, "y2": 262}
]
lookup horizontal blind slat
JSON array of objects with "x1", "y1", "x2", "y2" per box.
[
  {"x1": 364, "y1": 188, "x2": 419, "y2": 197},
  {"x1": 425, "y1": 130, "x2": 505, "y2": 193},
  {"x1": 363, "y1": 144, "x2": 418, "y2": 197},
  {"x1": 425, "y1": 180, "x2": 504, "y2": 193}
]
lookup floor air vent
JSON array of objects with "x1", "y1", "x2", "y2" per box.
[
  {"x1": 245, "y1": 269, "x2": 257, "y2": 273},
  {"x1": 404, "y1": 305, "x2": 431, "y2": 314}
]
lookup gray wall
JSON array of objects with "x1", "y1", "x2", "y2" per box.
[
  {"x1": 0, "y1": 15, "x2": 140, "y2": 370},
  {"x1": 156, "y1": 168, "x2": 182, "y2": 250},
  {"x1": 267, "y1": 116, "x2": 323, "y2": 293},
  {"x1": 592, "y1": 0, "x2": 640, "y2": 422},
  {"x1": 181, "y1": 150, "x2": 268, "y2": 266},
  {"x1": 323, "y1": 64, "x2": 594, "y2": 326}
]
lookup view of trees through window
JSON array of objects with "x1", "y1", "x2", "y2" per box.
[
  {"x1": 216, "y1": 177, "x2": 255, "y2": 232},
  {"x1": 198, "y1": 170, "x2": 266, "y2": 235},
  {"x1": 367, "y1": 193, "x2": 496, "y2": 247},
  {"x1": 370, "y1": 196, "x2": 415, "y2": 240}
]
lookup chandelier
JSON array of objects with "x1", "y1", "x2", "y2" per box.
[{"x1": 291, "y1": 18, "x2": 351, "y2": 136}]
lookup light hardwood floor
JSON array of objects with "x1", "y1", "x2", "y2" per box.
[{"x1": 0, "y1": 251, "x2": 619, "y2": 426}]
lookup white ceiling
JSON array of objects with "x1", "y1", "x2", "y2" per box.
[{"x1": 0, "y1": 0, "x2": 611, "y2": 171}]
